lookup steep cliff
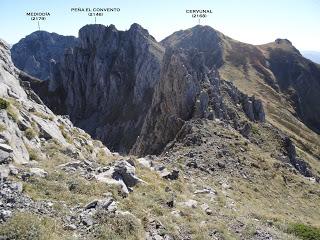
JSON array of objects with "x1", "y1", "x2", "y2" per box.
[
  {"x1": 0, "y1": 37, "x2": 113, "y2": 171},
  {"x1": 261, "y1": 40, "x2": 320, "y2": 133},
  {"x1": 42, "y1": 24, "x2": 164, "y2": 152},
  {"x1": 132, "y1": 27, "x2": 265, "y2": 156}
]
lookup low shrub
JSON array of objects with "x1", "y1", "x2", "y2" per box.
[
  {"x1": 7, "y1": 105, "x2": 19, "y2": 122},
  {"x1": 25, "y1": 127, "x2": 36, "y2": 140},
  {"x1": 287, "y1": 223, "x2": 320, "y2": 240},
  {"x1": 0, "y1": 97, "x2": 9, "y2": 109},
  {"x1": 0, "y1": 123, "x2": 6, "y2": 132},
  {"x1": 94, "y1": 212, "x2": 144, "y2": 240}
]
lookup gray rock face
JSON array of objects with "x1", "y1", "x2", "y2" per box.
[
  {"x1": 11, "y1": 31, "x2": 77, "y2": 81},
  {"x1": 242, "y1": 96, "x2": 265, "y2": 122},
  {"x1": 44, "y1": 24, "x2": 164, "y2": 152},
  {"x1": 283, "y1": 137, "x2": 316, "y2": 180},
  {"x1": 12, "y1": 24, "x2": 266, "y2": 157},
  {"x1": 0, "y1": 143, "x2": 13, "y2": 153},
  {"x1": 32, "y1": 115, "x2": 67, "y2": 145},
  {"x1": 0, "y1": 37, "x2": 113, "y2": 165},
  {"x1": 131, "y1": 31, "x2": 266, "y2": 156},
  {"x1": 268, "y1": 47, "x2": 320, "y2": 133}
]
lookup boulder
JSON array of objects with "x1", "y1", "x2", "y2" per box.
[
  {"x1": 0, "y1": 143, "x2": 13, "y2": 153},
  {"x1": 0, "y1": 209, "x2": 12, "y2": 221},
  {"x1": 283, "y1": 137, "x2": 314, "y2": 178},
  {"x1": 0, "y1": 165, "x2": 9, "y2": 180},
  {"x1": 182, "y1": 199, "x2": 198, "y2": 208},
  {"x1": 243, "y1": 98, "x2": 254, "y2": 121},
  {"x1": 201, "y1": 203, "x2": 213, "y2": 215},
  {"x1": 84, "y1": 199, "x2": 99, "y2": 210},
  {"x1": 112, "y1": 160, "x2": 141, "y2": 188},
  {"x1": 253, "y1": 98, "x2": 265, "y2": 122},
  {"x1": 29, "y1": 167, "x2": 48, "y2": 178},
  {"x1": 194, "y1": 188, "x2": 216, "y2": 195},
  {"x1": 160, "y1": 169, "x2": 179, "y2": 180},
  {"x1": 242, "y1": 96, "x2": 265, "y2": 122},
  {"x1": 136, "y1": 157, "x2": 153, "y2": 168},
  {"x1": 95, "y1": 160, "x2": 143, "y2": 195},
  {"x1": 240, "y1": 122, "x2": 251, "y2": 138},
  {"x1": 84, "y1": 197, "x2": 117, "y2": 213},
  {"x1": 80, "y1": 213, "x2": 94, "y2": 226},
  {"x1": 96, "y1": 197, "x2": 117, "y2": 213},
  {"x1": 59, "y1": 161, "x2": 82, "y2": 171},
  {"x1": 0, "y1": 150, "x2": 12, "y2": 164},
  {"x1": 32, "y1": 115, "x2": 67, "y2": 145}
]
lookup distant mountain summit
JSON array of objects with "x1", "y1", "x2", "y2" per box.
[{"x1": 11, "y1": 31, "x2": 77, "y2": 80}]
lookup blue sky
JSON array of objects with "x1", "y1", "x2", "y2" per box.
[{"x1": 1, "y1": 0, "x2": 319, "y2": 51}]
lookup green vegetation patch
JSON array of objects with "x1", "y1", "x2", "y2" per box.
[
  {"x1": 24, "y1": 172, "x2": 120, "y2": 205},
  {"x1": 0, "y1": 97, "x2": 9, "y2": 109},
  {"x1": 7, "y1": 105, "x2": 19, "y2": 122},
  {"x1": 287, "y1": 223, "x2": 320, "y2": 240},
  {"x1": 30, "y1": 109, "x2": 54, "y2": 120},
  {"x1": 0, "y1": 123, "x2": 6, "y2": 132},
  {"x1": 25, "y1": 127, "x2": 37, "y2": 140}
]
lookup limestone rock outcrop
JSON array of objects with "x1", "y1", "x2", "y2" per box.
[
  {"x1": 131, "y1": 28, "x2": 266, "y2": 156},
  {"x1": 43, "y1": 24, "x2": 164, "y2": 152},
  {"x1": 0, "y1": 37, "x2": 111, "y2": 172}
]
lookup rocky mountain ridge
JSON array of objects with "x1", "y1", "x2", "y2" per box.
[
  {"x1": 11, "y1": 24, "x2": 269, "y2": 156},
  {"x1": 1, "y1": 24, "x2": 320, "y2": 240},
  {"x1": 12, "y1": 23, "x2": 319, "y2": 181},
  {"x1": 0, "y1": 37, "x2": 172, "y2": 239},
  {"x1": 10, "y1": 24, "x2": 320, "y2": 158}
]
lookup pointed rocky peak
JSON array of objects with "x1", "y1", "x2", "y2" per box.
[
  {"x1": 188, "y1": 24, "x2": 220, "y2": 34},
  {"x1": 129, "y1": 23, "x2": 145, "y2": 31},
  {"x1": 275, "y1": 38, "x2": 301, "y2": 55},
  {"x1": 129, "y1": 23, "x2": 149, "y2": 35},
  {"x1": 127, "y1": 23, "x2": 158, "y2": 44}
]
